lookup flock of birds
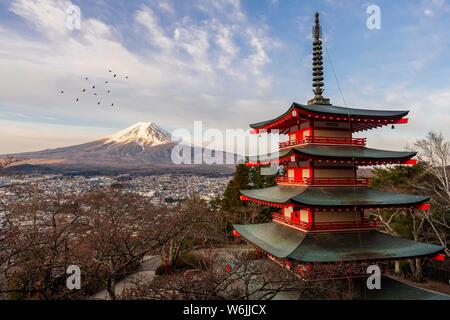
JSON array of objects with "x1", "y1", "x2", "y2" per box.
[{"x1": 60, "y1": 70, "x2": 129, "y2": 107}]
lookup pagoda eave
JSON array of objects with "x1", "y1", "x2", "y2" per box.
[
  {"x1": 233, "y1": 223, "x2": 445, "y2": 263},
  {"x1": 240, "y1": 186, "x2": 431, "y2": 209},
  {"x1": 250, "y1": 103, "x2": 409, "y2": 134},
  {"x1": 240, "y1": 195, "x2": 430, "y2": 210},
  {"x1": 246, "y1": 145, "x2": 417, "y2": 167}
]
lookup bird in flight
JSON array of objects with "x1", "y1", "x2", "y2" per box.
[{"x1": 59, "y1": 73, "x2": 125, "y2": 109}]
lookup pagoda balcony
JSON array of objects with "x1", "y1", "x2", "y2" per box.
[
  {"x1": 279, "y1": 136, "x2": 366, "y2": 149},
  {"x1": 276, "y1": 176, "x2": 370, "y2": 186},
  {"x1": 272, "y1": 213, "x2": 377, "y2": 231}
]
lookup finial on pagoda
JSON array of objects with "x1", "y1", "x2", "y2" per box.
[{"x1": 307, "y1": 12, "x2": 331, "y2": 106}]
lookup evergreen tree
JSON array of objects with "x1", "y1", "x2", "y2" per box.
[
  {"x1": 370, "y1": 164, "x2": 426, "y2": 239},
  {"x1": 221, "y1": 164, "x2": 276, "y2": 211},
  {"x1": 221, "y1": 164, "x2": 250, "y2": 210}
]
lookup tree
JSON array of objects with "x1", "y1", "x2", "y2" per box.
[
  {"x1": 218, "y1": 165, "x2": 276, "y2": 239},
  {"x1": 369, "y1": 165, "x2": 432, "y2": 282},
  {"x1": 122, "y1": 251, "x2": 285, "y2": 299},
  {"x1": 78, "y1": 189, "x2": 208, "y2": 300},
  {"x1": 0, "y1": 187, "x2": 90, "y2": 299},
  {"x1": 160, "y1": 198, "x2": 225, "y2": 272},
  {"x1": 414, "y1": 132, "x2": 450, "y2": 255},
  {"x1": 221, "y1": 164, "x2": 275, "y2": 211},
  {"x1": 368, "y1": 132, "x2": 450, "y2": 281},
  {"x1": 221, "y1": 165, "x2": 251, "y2": 211},
  {"x1": 370, "y1": 164, "x2": 426, "y2": 238},
  {"x1": 120, "y1": 250, "x2": 354, "y2": 300},
  {"x1": 0, "y1": 186, "x2": 208, "y2": 300}
]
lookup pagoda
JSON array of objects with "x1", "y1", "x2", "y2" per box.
[{"x1": 233, "y1": 13, "x2": 445, "y2": 277}]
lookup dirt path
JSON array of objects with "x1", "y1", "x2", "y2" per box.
[
  {"x1": 91, "y1": 256, "x2": 162, "y2": 300},
  {"x1": 388, "y1": 275, "x2": 450, "y2": 296}
]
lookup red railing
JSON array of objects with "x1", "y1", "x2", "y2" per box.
[
  {"x1": 306, "y1": 177, "x2": 370, "y2": 186},
  {"x1": 279, "y1": 136, "x2": 366, "y2": 148},
  {"x1": 275, "y1": 176, "x2": 309, "y2": 185},
  {"x1": 272, "y1": 213, "x2": 377, "y2": 231},
  {"x1": 276, "y1": 176, "x2": 370, "y2": 186},
  {"x1": 272, "y1": 213, "x2": 312, "y2": 230},
  {"x1": 314, "y1": 220, "x2": 377, "y2": 230}
]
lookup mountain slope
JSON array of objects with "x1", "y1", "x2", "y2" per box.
[
  {"x1": 103, "y1": 122, "x2": 172, "y2": 147},
  {"x1": 6, "y1": 122, "x2": 235, "y2": 175}
]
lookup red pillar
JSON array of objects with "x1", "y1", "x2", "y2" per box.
[{"x1": 308, "y1": 208, "x2": 314, "y2": 227}]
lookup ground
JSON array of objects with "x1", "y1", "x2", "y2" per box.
[
  {"x1": 90, "y1": 246, "x2": 450, "y2": 300},
  {"x1": 91, "y1": 256, "x2": 161, "y2": 300}
]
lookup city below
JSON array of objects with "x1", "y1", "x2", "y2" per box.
[{"x1": 0, "y1": 173, "x2": 231, "y2": 207}]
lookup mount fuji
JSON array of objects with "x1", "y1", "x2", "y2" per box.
[
  {"x1": 103, "y1": 122, "x2": 172, "y2": 147},
  {"x1": 5, "y1": 122, "x2": 235, "y2": 175}
]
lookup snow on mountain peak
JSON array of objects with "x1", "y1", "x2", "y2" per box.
[{"x1": 104, "y1": 122, "x2": 172, "y2": 146}]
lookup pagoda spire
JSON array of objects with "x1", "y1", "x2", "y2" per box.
[{"x1": 308, "y1": 12, "x2": 331, "y2": 106}]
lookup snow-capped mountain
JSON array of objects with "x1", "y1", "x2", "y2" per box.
[
  {"x1": 103, "y1": 122, "x2": 172, "y2": 147},
  {"x1": 6, "y1": 122, "x2": 234, "y2": 175}
]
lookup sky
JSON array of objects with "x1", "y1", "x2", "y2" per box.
[{"x1": 1, "y1": 0, "x2": 450, "y2": 154}]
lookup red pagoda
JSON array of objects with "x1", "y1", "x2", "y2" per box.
[{"x1": 233, "y1": 13, "x2": 445, "y2": 277}]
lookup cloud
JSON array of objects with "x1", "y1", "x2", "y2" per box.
[
  {"x1": 135, "y1": 5, "x2": 173, "y2": 51},
  {"x1": 269, "y1": 0, "x2": 279, "y2": 6},
  {"x1": 246, "y1": 27, "x2": 270, "y2": 75},
  {"x1": 3, "y1": 0, "x2": 450, "y2": 156},
  {"x1": 431, "y1": 0, "x2": 446, "y2": 8},
  {"x1": 422, "y1": 0, "x2": 450, "y2": 17},
  {"x1": 0, "y1": 0, "x2": 282, "y2": 153},
  {"x1": 10, "y1": 0, "x2": 71, "y2": 38},
  {"x1": 196, "y1": 0, "x2": 245, "y2": 23},
  {"x1": 214, "y1": 24, "x2": 239, "y2": 70},
  {"x1": 158, "y1": 0, "x2": 175, "y2": 15},
  {"x1": 424, "y1": 9, "x2": 434, "y2": 16}
]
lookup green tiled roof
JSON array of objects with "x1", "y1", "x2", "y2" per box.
[
  {"x1": 250, "y1": 145, "x2": 416, "y2": 162},
  {"x1": 291, "y1": 187, "x2": 429, "y2": 208},
  {"x1": 241, "y1": 185, "x2": 306, "y2": 204},
  {"x1": 294, "y1": 145, "x2": 416, "y2": 160},
  {"x1": 250, "y1": 103, "x2": 409, "y2": 129},
  {"x1": 240, "y1": 186, "x2": 430, "y2": 208},
  {"x1": 235, "y1": 223, "x2": 307, "y2": 257},
  {"x1": 296, "y1": 103, "x2": 409, "y2": 118},
  {"x1": 234, "y1": 222, "x2": 445, "y2": 262}
]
